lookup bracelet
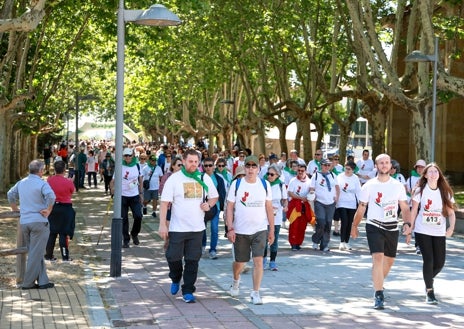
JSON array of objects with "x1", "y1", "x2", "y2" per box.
[
  {"x1": 403, "y1": 222, "x2": 411, "y2": 228},
  {"x1": 228, "y1": 228, "x2": 234, "y2": 232}
]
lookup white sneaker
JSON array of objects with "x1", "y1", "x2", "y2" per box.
[
  {"x1": 250, "y1": 291, "x2": 263, "y2": 305},
  {"x1": 312, "y1": 243, "x2": 319, "y2": 250},
  {"x1": 345, "y1": 243, "x2": 352, "y2": 250},
  {"x1": 229, "y1": 280, "x2": 240, "y2": 297},
  {"x1": 339, "y1": 242, "x2": 346, "y2": 250}
]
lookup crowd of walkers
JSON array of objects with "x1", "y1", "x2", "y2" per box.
[{"x1": 9, "y1": 139, "x2": 456, "y2": 309}]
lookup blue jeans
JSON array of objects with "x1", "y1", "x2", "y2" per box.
[
  {"x1": 202, "y1": 207, "x2": 219, "y2": 252},
  {"x1": 311, "y1": 201, "x2": 336, "y2": 250}
]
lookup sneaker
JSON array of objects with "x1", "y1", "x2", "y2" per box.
[
  {"x1": 250, "y1": 291, "x2": 263, "y2": 305},
  {"x1": 241, "y1": 265, "x2": 251, "y2": 274},
  {"x1": 229, "y1": 284, "x2": 240, "y2": 297},
  {"x1": 44, "y1": 256, "x2": 57, "y2": 262},
  {"x1": 416, "y1": 246, "x2": 421, "y2": 255},
  {"x1": 295, "y1": 245, "x2": 301, "y2": 250},
  {"x1": 374, "y1": 292, "x2": 385, "y2": 310},
  {"x1": 62, "y1": 258, "x2": 73, "y2": 262},
  {"x1": 322, "y1": 247, "x2": 330, "y2": 252},
  {"x1": 122, "y1": 242, "x2": 130, "y2": 248},
  {"x1": 291, "y1": 245, "x2": 298, "y2": 251},
  {"x1": 182, "y1": 293, "x2": 196, "y2": 303},
  {"x1": 152, "y1": 212, "x2": 157, "y2": 218},
  {"x1": 209, "y1": 251, "x2": 218, "y2": 259},
  {"x1": 426, "y1": 290, "x2": 438, "y2": 304},
  {"x1": 132, "y1": 235, "x2": 140, "y2": 245},
  {"x1": 170, "y1": 282, "x2": 180, "y2": 295},
  {"x1": 142, "y1": 207, "x2": 147, "y2": 215},
  {"x1": 345, "y1": 243, "x2": 352, "y2": 250},
  {"x1": 339, "y1": 242, "x2": 346, "y2": 250},
  {"x1": 38, "y1": 282, "x2": 55, "y2": 289},
  {"x1": 333, "y1": 231, "x2": 340, "y2": 236},
  {"x1": 312, "y1": 243, "x2": 319, "y2": 250},
  {"x1": 269, "y1": 261, "x2": 278, "y2": 271}
]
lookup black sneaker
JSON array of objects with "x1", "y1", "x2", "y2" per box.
[
  {"x1": 142, "y1": 207, "x2": 147, "y2": 215},
  {"x1": 426, "y1": 290, "x2": 438, "y2": 304},
  {"x1": 374, "y1": 293, "x2": 384, "y2": 310},
  {"x1": 122, "y1": 242, "x2": 130, "y2": 248},
  {"x1": 152, "y1": 212, "x2": 157, "y2": 218},
  {"x1": 132, "y1": 235, "x2": 140, "y2": 245}
]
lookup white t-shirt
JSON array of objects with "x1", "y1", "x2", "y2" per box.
[
  {"x1": 306, "y1": 159, "x2": 320, "y2": 177},
  {"x1": 227, "y1": 178, "x2": 272, "y2": 235},
  {"x1": 161, "y1": 171, "x2": 219, "y2": 232},
  {"x1": 142, "y1": 165, "x2": 163, "y2": 190},
  {"x1": 270, "y1": 182, "x2": 288, "y2": 225},
  {"x1": 413, "y1": 184, "x2": 454, "y2": 237},
  {"x1": 121, "y1": 164, "x2": 142, "y2": 197},
  {"x1": 359, "y1": 177, "x2": 407, "y2": 229},
  {"x1": 309, "y1": 171, "x2": 339, "y2": 205},
  {"x1": 288, "y1": 176, "x2": 311, "y2": 200},
  {"x1": 336, "y1": 173, "x2": 361, "y2": 209},
  {"x1": 357, "y1": 158, "x2": 375, "y2": 184}
]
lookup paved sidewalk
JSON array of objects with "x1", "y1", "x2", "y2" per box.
[{"x1": 2, "y1": 187, "x2": 464, "y2": 328}]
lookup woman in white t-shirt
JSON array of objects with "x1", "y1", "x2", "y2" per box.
[
  {"x1": 263, "y1": 164, "x2": 288, "y2": 270},
  {"x1": 408, "y1": 163, "x2": 456, "y2": 305}
]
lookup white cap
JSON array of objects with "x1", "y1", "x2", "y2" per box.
[
  {"x1": 415, "y1": 159, "x2": 426, "y2": 167},
  {"x1": 123, "y1": 148, "x2": 133, "y2": 156}
]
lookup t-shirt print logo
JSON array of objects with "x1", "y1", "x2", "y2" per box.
[
  {"x1": 424, "y1": 199, "x2": 433, "y2": 211},
  {"x1": 375, "y1": 192, "x2": 383, "y2": 207},
  {"x1": 240, "y1": 191, "x2": 249, "y2": 206},
  {"x1": 319, "y1": 178, "x2": 326, "y2": 187},
  {"x1": 124, "y1": 171, "x2": 129, "y2": 180},
  {"x1": 342, "y1": 182, "x2": 349, "y2": 192},
  {"x1": 183, "y1": 181, "x2": 202, "y2": 199}
]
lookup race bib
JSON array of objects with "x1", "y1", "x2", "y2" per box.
[
  {"x1": 383, "y1": 204, "x2": 396, "y2": 221},
  {"x1": 422, "y1": 211, "x2": 441, "y2": 225}
]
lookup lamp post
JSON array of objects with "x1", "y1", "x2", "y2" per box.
[
  {"x1": 405, "y1": 37, "x2": 439, "y2": 162},
  {"x1": 221, "y1": 92, "x2": 236, "y2": 149},
  {"x1": 74, "y1": 93, "x2": 99, "y2": 191},
  {"x1": 112, "y1": 1, "x2": 181, "y2": 277}
]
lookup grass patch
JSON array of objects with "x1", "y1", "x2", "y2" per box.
[{"x1": 454, "y1": 185, "x2": 464, "y2": 208}]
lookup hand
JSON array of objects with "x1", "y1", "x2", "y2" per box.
[
  {"x1": 227, "y1": 230, "x2": 236, "y2": 243},
  {"x1": 201, "y1": 202, "x2": 210, "y2": 212},
  {"x1": 39, "y1": 208, "x2": 51, "y2": 218},
  {"x1": 402, "y1": 224, "x2": 412, "y2": 236},
  {"x1": 446, "y1": 227, "x2": 454, "y2": 237},
  {"x1": 405, "y1": 234, "x2": 412, "y2": 245},
  {"x1": 268, "y1": 233, "x2": 275, "y2": 245},
  {"x1": 158, "y1": 225, "x2": 169, "y2": 241}
]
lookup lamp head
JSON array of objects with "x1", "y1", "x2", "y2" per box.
[{"x1": 135, "y1": 4, "x2": 182, "y2": 26}]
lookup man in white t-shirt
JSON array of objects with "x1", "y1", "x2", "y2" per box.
[
  {"x1": 351, "y1": 153, "x2": 412, "y2": 310},
  {"x1": 158, "y1": 149, "x2": 218, "y2": 304},
  {"x1": 226, "y1": 155, "x2": 275, "y2": 305},
  {"x1": 306, "y1": 149, "x2": 322, "y2": 177},
  {"x1": 356, "y1": 149, "x2": 375, "y2": 184}
]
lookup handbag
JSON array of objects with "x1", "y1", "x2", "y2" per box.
[
  {"x1": 202, "y1": 173, "x2": 218, "y2": 222},
  {"x1": 143, "y1": 168, "x2": 155, "y2": 190}
]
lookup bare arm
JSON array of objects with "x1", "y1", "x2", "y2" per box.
[{"x1": 351, "y1": 202, "x2": 367, "y2": 239}]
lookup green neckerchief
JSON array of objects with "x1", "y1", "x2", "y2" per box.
[
  {"x1": 215, "y1": 168, "x2": 231, "y2": 183},
  {"x1": 270, "y1": 178, "x2": 282, "y2": 186},
  {"x1": 147, "y1": 163, "x2": 155, "y2": 171},
  {"x1": 315, "y1": 160, "x2": 321, "y2": 171},
  {"x1": 181, "y1": 166, "x2": 208, "y2": 191},
  {"x1": 410, "y1": 169, "x2": 420, "y2": 177},
  {"x1": 332, "y1": 167, "x2": 341, "y2": 175},
  {"x1": 122, "y1": 157, "x2": 139, "y2": 167},
  {"x1": 284, "y1": 166, "x2": 296, "y2": 175},
  {"x1": 354, "y1": 166, "x2": 359, "y2": 174},
  {"x1": 390, "y1": 173, "x2": 398, "y2": 179}
]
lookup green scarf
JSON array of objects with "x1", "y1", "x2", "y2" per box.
[
  {"x1": 315, "y1": 160, "x2": 321, "y2": 171},
  {"x1": 410, "y1": 169, "x2": 421, "y2": 177},
  {"x1": 270, "y1": 178, "x2": 282, "y2": 186},
  {"x1": 332, "y1": 167, "x2": 341, "y2": 175},
  {"x1": 390, "y1": 173, "x2": 398, "y2": 179},
  {"x1": 284, "y1": 166, "x2": 296, "y2": 175},
  {"x1": 215, "y1": 168, "x2": 231, "y2": 183},
  {"x1": 122, "y1": 157, "x2": 139, "y2": 167},
  {"x1": 181, "y1": 167, "x2": 208, "y2": 191}
]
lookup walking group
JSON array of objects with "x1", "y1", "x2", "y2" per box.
[{"x1": 6, "y1": 143, "x2": 456, "y2": 311}]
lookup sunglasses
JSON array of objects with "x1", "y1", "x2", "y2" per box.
[
  {"x1": 297, "y1": 170, "x2": 306, "y2": 173},
  {"x1": 245, "y1": 163, "x2": 258, "y2": 168},
  {"x1": 217, "y1": 164, "x2": 225, "y2": 168},
  {"x1": 123, "y1": 154, "x2": 132, "y2": 157},
  {"x1": 176, "y1": 163, "x2": 183, "y2": 167},
  {"x1": 267, "y1": 173, "x2": 277, "y2": 177},
  {"x1": 315, "y1": 153, "x2": 322, "y2": 156},
  {"x1": 322, "y1": 164, "x2": 331, "y2": 167},
  {"x1": 204, "y1": 164, "x2": 214, "y2": 168},
  {"x1": 239, "y1": 155, "x2": 245, "y2": 157}
]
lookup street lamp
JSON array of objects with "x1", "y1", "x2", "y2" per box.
[
  {"x1": 405, "y1": 37, "x2": 439, "y2": 162},
  {"x1": 221, "y1": 91, "x2": 236, "y2": 149},
  {"x1": 74, "y1": 93, "x2": 99, "y2": 192},
  {"x1": 112, "y1": 1, "x2": 181, "y2": 277}
]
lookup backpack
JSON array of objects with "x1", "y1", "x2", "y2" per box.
[{"x1": 234, "y1": 177, "x2": 268, "y2": 197}]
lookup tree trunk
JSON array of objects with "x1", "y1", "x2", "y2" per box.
[{"x1": 411, "y1": 105, "x2": 432, "y2": 162}]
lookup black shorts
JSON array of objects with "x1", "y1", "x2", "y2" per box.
[
  {"x1": 366, "y1": 223, "x2": 399, "y2": 258},
  {"x1": 233, "y1": 230, "x2": 267, "y2": 262}
]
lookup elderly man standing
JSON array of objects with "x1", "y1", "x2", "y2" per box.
[
  {"x1": 7, "y1": 160, "x2": 56, "y2": 289},
  {"x1": 159, "y1": 149, "x2": 219, "y2": 303},
  {"x1": 226, "y1": 155, "x2": 275, "y2": 305}
]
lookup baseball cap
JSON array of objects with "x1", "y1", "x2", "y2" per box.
[
  {"x1": 149, "y1": 155, "x2": 157, "y2": 161},
  {"x1": 122, "y1": 148, "x2": 133, "y2": 156},
  {"x1": 245, "y1": 155, "x2": 259, "y2": 165},
  {"x1": 233, "y1": 166, "x2": 246, "y2": 179},
  {"x1": 269, "y1": 154, "x2": 278, "y2": 161},
  {"x1": 321, "y1": 158, "x2": 332, "y2": 165},
  {"x1": 415, "y1": 159, "x2": 426, "y2": 167}
]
